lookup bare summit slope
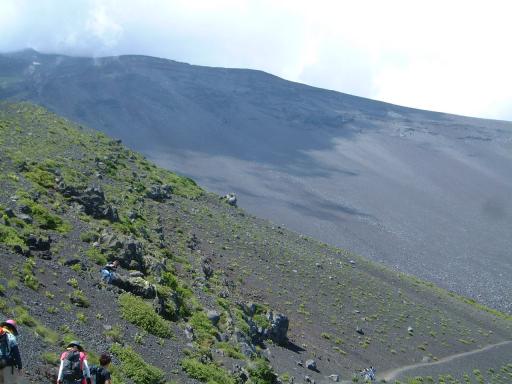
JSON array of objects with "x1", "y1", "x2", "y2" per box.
[{"x1": 1, "y1": 49, "x2": 511, "y2": 314}]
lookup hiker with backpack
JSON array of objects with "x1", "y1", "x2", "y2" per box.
[
  {"x1": 90, "y1": 353, "x2": 112, "y2": 384},
  {"x1": 100, "y1": 260, "x2": 119, "y2": 284},
  {"x1": 57, "y1": 341, "x2": 92, "y2": 384},
  {"x1": 0, "y1": 320, "x2": 22, "y2": 384}
]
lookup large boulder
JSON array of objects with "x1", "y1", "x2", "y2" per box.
[
  {"x1": 122, "y1": 239, "x2": 145, "y2": 271},
  {"x1": 112, "y1": 275, "x2": 156, "y2": 299},
  {"x1": 266, "y1": 311, "x2": 289, "y2": 345}
]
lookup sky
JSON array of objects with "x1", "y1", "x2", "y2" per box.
[{"x1": 1, "y1": 0, "x2": 511, "y2": 120}]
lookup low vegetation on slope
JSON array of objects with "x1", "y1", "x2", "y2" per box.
[{"x1": 0, "y1": 102, "x2": 511, "y2": 384}]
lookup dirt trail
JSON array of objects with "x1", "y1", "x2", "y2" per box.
[{"x1": 379, "y1": 340, "x2": 512, "y2": 382}]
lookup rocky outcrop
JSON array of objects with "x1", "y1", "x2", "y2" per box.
[
  {"x1": 265, "y1": 311, "x2": 289, "y2": 345},
  {"x1": 70, "y1": 186, "x2": 119, "y2": 222},
  {"x1": 236, "y1": 303, "x2": 289, "y2": 346},
  {"x1": 112, "y1": 275, "x2": 156, "y2": 299},
  {"x1": 146, "y1": 184, "x2": 172, "y2": 201},
  {"x1": 99, "y1": 232, "x2": 145, "y2": 271}
]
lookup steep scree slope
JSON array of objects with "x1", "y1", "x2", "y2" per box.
[{"x1": 0, "y1": 103, "x2": 512, "y2": 383}]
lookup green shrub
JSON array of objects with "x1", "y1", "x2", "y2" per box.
[
  {"x1": 18, "y1": 198, "x2": 71, "y2": 233},
  {"x1": 253, "y1": 313, "x2": 270, "y2": 329},
  {"x1": 13, "y1": 306, "x2": 37, "y2": 327},
  {"x1": 247, "y1": 358, "x2": 276, "y2": 384},
  {"x1": 111, "y1": 344, "x2": 165, "y2": 384},
  {"x1": 118, "y1": 293, "x2": 172, "y2": 338},
  {"x1": 104, "y1": 325, "x2": 124, "y2": 342},
  {"x1": 189, "y1": 311, "x2": 218, "y2": 347},
  {"x1": 216, "y1": 342, "x2": 244, "y2": 359},
  {"x1": 66, "y1": 277, "x2": 79, "y2": 289},
  {"x1": 86, "y1": 247, "x2": 107, "y2": 265},
  {"x1": 69, "y1": 289, "x2": 90, "y2": 307},
  {"x1": 0, "y1": 224, "x2": 26, "y2": 249},
  {"x1": 181, "y1": 358, "x2": 235, "y2": 384},
  {"x1": 22, "y1": 258, "x2": 39, "y2": 290},
  {"x1": 24, "y1": 168, "x2": 55, "y2": 188},
  {"x1": 80, "y1": 231, "x2": 99, "y2": 243},
  {"x1": 159, "y1": 272, "x2": 195, "y2": 318}
]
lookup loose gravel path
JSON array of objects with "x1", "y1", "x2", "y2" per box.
[{"x1": 379, "y1": 340, "x2": 512, "y2": 382}]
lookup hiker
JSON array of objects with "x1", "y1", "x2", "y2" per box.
[
  {"x1": 360, "y1": 366, "x2": 376, "y2": 381},
  {"x1": 0, "y1": 320, "x2": 22, "y2": 384},
  {"x1": 90, "y1": 353, "x2": 112, "y2": 384},
  {"x1": 100, "y1": 260, "x2": 119, "y2": 284},
  {"x1": 57, "y1": 341, "x2": 92, "y2": 384}
]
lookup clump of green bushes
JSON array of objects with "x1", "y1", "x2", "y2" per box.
[
  {"x1": 118, "y1": 293, "x2": 172, "y2": 338},
  {"x1": 111, "y1": 344, "x2": 165, "y2": 384},
  {"x1": 181, "y1": 358, "x2": 235, "y2": 384}
]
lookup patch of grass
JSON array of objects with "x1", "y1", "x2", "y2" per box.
[
  {"x1": 189, "y1": 311, "x2": 218, "y2": 348},
  {"x1": 18, "y1": 197, "x2": 71, "y2": 233},
  {"x1": 0, "y1": 223, "x2": 26, "y2": 250},
  {"x1": 22, "y1": 258, "x2": 39, "y2": 290},
  {"x1": 118, "y1": 293, "x2": 172, "y2": 338},
  {"x1": 247, "y1": 358, "x2": 277, "y2": 384},
  {"x1": 111, "y1": 344, "x2": 165, "y2": 384},
  {"x1": 181, "y1": 357, "x2": 235, "y2": 384},
  {"x1": 104, "y1": 325, "x2": 124, "y2": 342},
  {"x1": 86, "y1": 247, "x2": 107, "y2": 265},
  {"x1": 80, "y1": 230, "x2": 99, "y2": 243},
  {"x1": 24, "y1": 167, "x2": 55, "y2": 188},
  {"x1": 216, "y1": 341, "x2": 244, "y2": 359},
  {"x1": 66, "y1": 277, "x2": 79, "y2": 289},
  {"x1": 69, "y1": 289, "x2": 90, "y2": 307},
  {"x1": 40, "y1": 351, "x2": 60, "y2": 366},
  {"x1": 35, "y1": 324, "x2": 59, "y2": 345}
]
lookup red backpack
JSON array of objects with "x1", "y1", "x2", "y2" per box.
[{"x1": 62, "y1": 350, "x2": 83, "y2": 380}]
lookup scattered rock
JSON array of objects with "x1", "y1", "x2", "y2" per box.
[
  {"x1": 26, "y1": 235, "x2": 52, "y2": 252},
  {"x1": 187, "y1": 233, "x2": 200, "y2": 251},
  {"x1": 305, "y1": 359, "x2": 317, "y2": 371},
  {"x1": 356, "y1": 326, "x2": 364, "y2": 335},
  {"x1": 184, "y1": 324, "x2": 194, "y2": 340},
  {"x1": 202, "y1": 257, "x2": 214, "y2": 279},
  {"x1": 239, "y1": 341, "x2": 256, "y2": 358},
  {"x1": 64, "y1": 258, "x2": 82, "y2": 267},
  {"x1": 207, "y1": 310, "x2": 221, "y2": 326},
  {"x1": 4, "y1": 208, "x2": 15, "y2": 218},
  {"x1": 328, "y1": 374, "x2": 340, "y2": 382},
  {"x1": 222, "y1": 193, "x2": 237, "y2": 207},
  {"x1": 19, "y1": 205, "x2": 32, "y2": 214}
]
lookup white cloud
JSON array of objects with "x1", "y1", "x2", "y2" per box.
[{"x1": 0, "y1": 0, "x2": 511, "y2": 120}]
